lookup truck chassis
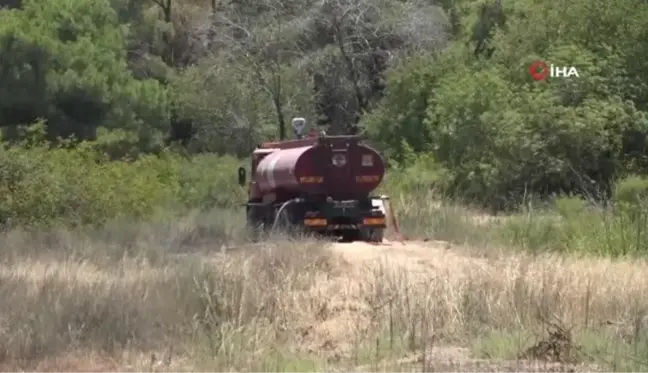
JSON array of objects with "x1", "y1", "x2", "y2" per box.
[{"x1": 245, "y1": 196, "x2": 386, "y2": 242}]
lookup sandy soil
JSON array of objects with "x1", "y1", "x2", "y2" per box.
[{"x1": 330, "y1": 239, "x2": 448, "y2": 266}]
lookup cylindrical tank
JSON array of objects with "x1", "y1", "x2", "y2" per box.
[{"x1": 254, "y1": 142, "x2": 385, "y2": 196}]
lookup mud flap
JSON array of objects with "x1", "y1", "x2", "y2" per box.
[{"x1": 372, "y1": 196, "x2": 405, "y2": 245}]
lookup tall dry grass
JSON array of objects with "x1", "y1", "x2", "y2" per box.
[
  {"x1": 349, "y1": 245, "x2": 648, "y2": 371},
  {"x1": 2, "y1": 203, "x2": 648, "y2": 371},
  {"x1": 0, "y1": 209, "x2": 336, "y2": 371}
]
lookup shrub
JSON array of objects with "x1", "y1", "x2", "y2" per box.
[
  {"x1": 0, "y1": 124, "x2": 241, "y2": 228},
  {"x1": 614, "y1": 175, "x2": 648, "y2": 206}
]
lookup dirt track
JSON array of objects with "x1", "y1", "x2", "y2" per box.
[
  {"x1": 314, "y1": 239, "x2": 596, "y2": 372},
  {"x1": 332, "y1": 241, "x2": 455, "y2": 266}
]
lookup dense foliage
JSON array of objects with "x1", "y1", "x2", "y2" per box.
[
  {"x1": 1, "y1": 0, "x2": 648, "y2": 226},
  {"x1": 366, "y1": 0, "x2": 648, "y2": 208}
]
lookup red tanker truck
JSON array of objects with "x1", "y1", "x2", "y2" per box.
[{"x1": 237, "y1": 118, "x2": 388, "y2": 242}]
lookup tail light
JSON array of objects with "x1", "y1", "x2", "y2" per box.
[
  {"x1": 299, "y1": 176, "x2": 323, "y2": 183},
  {"x1": 363, "y1": 217, "x2": 385, "y2": 225},
  {"x1": 304, "y1": 218, "x2": 327, "y2": 226}
]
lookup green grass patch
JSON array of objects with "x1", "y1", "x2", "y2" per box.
[
  {"x1": 471, "y1": 329, "x2": 534, "y2": 360},
  {"x1": 470, "y1": 327, "x2": 648, "y2": 372}
]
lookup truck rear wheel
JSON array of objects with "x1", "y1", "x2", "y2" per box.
[{"x1": 360, "y1": 228, "x2": 384, "y2": 243}]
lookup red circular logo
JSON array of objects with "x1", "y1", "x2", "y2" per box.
[{"x1": 529, "y1": 60, "x2": 549, "y2": 81}]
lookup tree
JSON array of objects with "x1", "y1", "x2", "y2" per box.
[
  {"x1": 209, "y1": 5, "x2": 308, "y2": 140},
  {"x1": 364, "y1": 0, "x2": 648, "y2": 208},
  {"x1": 0, "y1": 0, "x2": 168, "y2": 145},
  {"x1": 307, "y1": 0, "x2": 450, "y2": 134}
]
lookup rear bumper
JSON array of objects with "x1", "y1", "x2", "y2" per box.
[
  {"x1": 303, "y1": 216, "x2": 386, "y2": 231},
  {"x1": 300, "y1": 197, "x2": 387, "y2": 231}
]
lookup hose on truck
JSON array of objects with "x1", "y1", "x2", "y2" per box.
[{"x1": 271, "y1": 198, "x2": 303, "y2": 231}]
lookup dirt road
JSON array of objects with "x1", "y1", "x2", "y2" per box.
[
  {"x1": 309, "y1": 239, "x2": 596, "y2": 372},
  {"x1": 329, "y1": 239, "x2": 444, "y2": 264}
]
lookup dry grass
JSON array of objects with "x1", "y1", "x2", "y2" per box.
[
  {"x1": 1, "y1": 206, "x2": 648, "y2": 371},
  {"x1": 334, "y1": 241, "x2": 648, "y2": 371}
]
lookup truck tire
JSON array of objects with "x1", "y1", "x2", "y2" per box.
[
  {"x1": 360, "y1": 228, "x2": 384, "y2": 243},
  {"x1": 246, "y1": 206, "x2": 266, "y2": 242},
  {"x1": 339, "y1": 230, "x2": 360, "y2": 243}
]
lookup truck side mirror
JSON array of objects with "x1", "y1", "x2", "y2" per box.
[{"x1": 237, "y1": 167, "x2": 246, "y2": 186}]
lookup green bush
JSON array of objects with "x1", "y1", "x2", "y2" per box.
[
  {"x1": 380, "y1": 144, "x2": 449, "y2": 197},
  {"x1": 365, "y1": 0, "x2": 648, "y2": 210},
  {"x1": 0, "y1": 144, "x2": 172, "y2": 227},
  {"x1": 614, "y1": 175, "x2": 648, "y2": 206},
  {"x1": 174, "y1": 154, "x2": 245, "y2": 210},
  {"x1": 0, "y1": 124, "x2": 240, "y2": 228}
]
